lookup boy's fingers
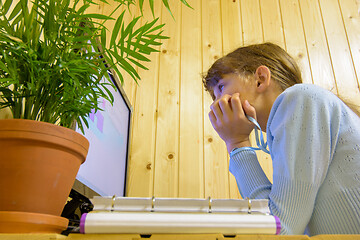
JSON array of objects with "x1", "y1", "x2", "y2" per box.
[
  {"x1": 230, "y1": 93, "x2": 244, "y2": 116},
  {"x1": 218, "y1": 94, "x2": 232, "y2": 116},
  {"x1": 208, "y1": 110, "x2": 216, "y2": 126},
  {"x1": 210, "y1": 101, "x2": 222, "y2": 119},
  {"x1": 243, "y1": 100, "x2": 257, "y2": 120}
]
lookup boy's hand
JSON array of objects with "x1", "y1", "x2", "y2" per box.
[{"x1": 209, "y1": 93, "x2": 256, "y2": 153}]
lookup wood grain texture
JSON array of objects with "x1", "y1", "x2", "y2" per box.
[
  {"x1": 179, "y1": 0, "x2": 205, "y2": 198},
  {"x1": 202, "y1": 0, "x2": 229, "y2": 199},
  {"x1": 280, "y1": 0, "x2": 313, "y2": 84},
  {"x1": 298, "y1": 0, "x2": 336, "y2": 92},
  {"x1": 338, "y1": 0, "x2": 360, "y2": 91},
  {"x1": 153, "y1": 1, "x2": 182, "y2": 198},
  {"x1": 77, "y1": 0, "x2": 360, "y2": 199},
  {"x1": 126, "y1": 1, "x2": 162, "y2": 197},
  {"x1": 260, "y1": 0, "x2": 285, "y2": 48},
  {"x1": 319, "y1": 0, "x2": 360, "y2": 103},
  {"x1": 220, "y1": 0, "x2": 243, "y2": 199},
  {"x1": 241, "y1": 0, "x2": 263, "y2": 45}
]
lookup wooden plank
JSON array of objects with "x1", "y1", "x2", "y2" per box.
[
  {"x1": 337, "y1": 0, "x2": 360, "y2": 105},
  {"x1": 220, "y1": 0, "x2": 243, "y2": 199},
  {"x1": 319, "y1": 0, "x2": 360, "y2": 103},
  {"x1": 202, "y1": 0, "x2": 229, "y2": 199},
  {"x1": 178, "y1": 0, "x2": 204, "y2": 198},
  {"x1": 308, "y1": 235, "x2": 360, "y2": 240},
  {"x1": 126, "y1": 1, "x2": 162, "y2": 197},
  {"x1": 298, "y1": 0, "x2": 336, "y2": 92},
  {"x1": 257, "y1": 0, "x2": 287, "y2": 183},
  {"x1": 260, "y1": 0, "x2": 285, "y2": 48},
  {"x1": 221, "y1": 0, "x2": 243, "y2": 53},
  {"x1": 280, "y1": 0, "x2": 313, "y2": 84},
  {"x1": 153, "y1": 2, "x2": 181, "y2": 198},
  {"x1": 240, "y1": 0, "x2": 272, "y2": 183},
  {"x1": 240, "y1": 0, "x2": 263, "y2": 45}
]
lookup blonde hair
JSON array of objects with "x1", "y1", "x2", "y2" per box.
[{"x1": 203, "y1": 42, "x2": 302, "y2": 100}]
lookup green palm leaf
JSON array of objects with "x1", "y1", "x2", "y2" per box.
[{"x1": 0, "y1": 0, "x2": 192, "y2": 131}]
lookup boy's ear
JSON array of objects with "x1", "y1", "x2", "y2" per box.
[{"x1": 254, "y1": 66, "x2": 271, "y2": 93}]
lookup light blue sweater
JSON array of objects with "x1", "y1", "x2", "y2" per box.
[{"x1": 229, "y1": 84, "x2": 360, "y2": 235}]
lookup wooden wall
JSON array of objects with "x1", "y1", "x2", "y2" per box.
[{"x1": 86, "y1": 0, "x2": 360, "y2": 199}]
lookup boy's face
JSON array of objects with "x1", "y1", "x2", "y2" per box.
[{"x1": 212, "y1": 73, "x2": 256, "y2": 105}]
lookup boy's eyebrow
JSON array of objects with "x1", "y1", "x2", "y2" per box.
[{"x1": 215, "y1": 78, "x2": 224, "y2": 86}]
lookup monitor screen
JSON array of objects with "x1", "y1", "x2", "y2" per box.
[{"x1": 75, "y1": 69, "x2": 132, "y2": 197}]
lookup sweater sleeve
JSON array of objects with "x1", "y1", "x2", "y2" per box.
[{"x1": 229, "y1": 84, "x2": 335, "y2": 235}]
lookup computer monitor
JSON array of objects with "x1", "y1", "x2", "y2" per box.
[{"x1": 75, "y1": 67, "x2": 132, "y2": 197}]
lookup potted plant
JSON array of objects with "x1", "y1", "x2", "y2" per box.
[{"x1": 0, "y1": 0, "x2": 190, "y2": 233}]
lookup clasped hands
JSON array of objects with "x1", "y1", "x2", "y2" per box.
[{"x1": 209, "y1": 93, "x2": 257, "y2": 153}]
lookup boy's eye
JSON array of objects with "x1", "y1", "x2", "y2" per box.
[{"x1": 218, "y1": 84, "x2": 224, "y2": 92}]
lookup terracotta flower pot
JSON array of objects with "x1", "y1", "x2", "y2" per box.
[{"x1": 0, "y1": 119, "x2": 89, "y2": 233}]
